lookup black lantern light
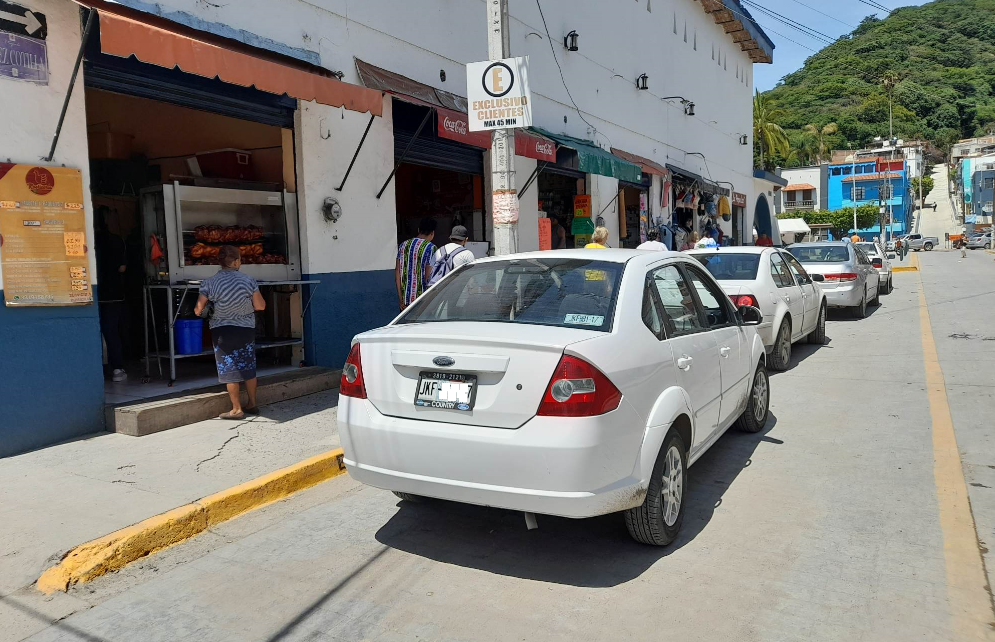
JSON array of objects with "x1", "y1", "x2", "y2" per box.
[
  {"x1": 563, "y1": 30, "x2": 579, "y2": 51},
  {"x1": 636, "y1": 74, "x2": 649, "y2": 90},
  {"x1": 684, "y1": 101, "x2": 696, "y2": 116}
]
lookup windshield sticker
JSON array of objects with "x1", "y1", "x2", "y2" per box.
[
  {"x1": 585, "y1": 269, "x2": 608, "y2": 281},
  {"x1": 564, "y1": 314, "x2": 605, "y2": 326}
]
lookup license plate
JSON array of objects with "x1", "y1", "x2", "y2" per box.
[{"x1": 414, "y1": 371, "x2": 477, "y2": 411}]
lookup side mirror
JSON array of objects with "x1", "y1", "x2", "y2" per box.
[
  {"x1": 739, "y1": 305, "x2": 763, "y2": 326},
  {"x1": 887, "y1": 253, "x2": 896, "y2": 259},
  {"x1": 811, "y1": 273, "x2": 825, "y2": 282}
]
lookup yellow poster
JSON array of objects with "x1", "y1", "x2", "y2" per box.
[{"x1": 0, "y1": 164, "x2": 92, "y2": 306}]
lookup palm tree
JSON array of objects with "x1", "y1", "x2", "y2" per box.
[
  {"x1": 802, "y1": 122, "x2": 839, "y2": 164},
  {"x1": 753, "y1": 89, "x2": 790, "y2": 170}
]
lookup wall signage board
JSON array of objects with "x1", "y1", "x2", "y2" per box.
[
  {"x1": 437, "y1": 108, "x2": 491, "y2": 148},
  {"x1": 466, "y1": 56, "x2": 532, "y2": 132},
  {"x1": 0, "y1": 164, "x2": 92, "y2": 306},
  {"x1": 537, "y1": 217, "x2": 551, "y2": 250},
  {"x1": 732, "y1": 192, "x2": 747, "y2": 208},
  {"x1": 0, "y1": 1, "x2": 48, "y2": 84}
]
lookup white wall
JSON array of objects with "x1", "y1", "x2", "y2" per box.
[
  {"x1": 294, "y1": 95, "x2": 398, "y2": 275},
  {"x1": 0, "y1": 0, "x2": 94, "y2": 290},
  {"x1": 515, "y1": 155, "x2": 539, "y2": 252},
  {"x1": 116, "y1": 0, "x2": 762, "y2": 241},
  {"x1": 779, "y1": 166, "x2": 821, "y2": 212}
]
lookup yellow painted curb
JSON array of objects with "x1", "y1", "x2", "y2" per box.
[
  {"x1": 892, "y1": 266, "x2": 919, "y2": 272},
  {"x1": 37, "y1": 448, "x2": 346, "y2": 594}
]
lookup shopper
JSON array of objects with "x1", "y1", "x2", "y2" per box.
[
  {"x1": 756, "y1": 233, "x2": 774, "y2": 247},
  {"x1": 429, "y1": 225, "x2": 475, "y2": 285},
  {"x1": 851, "y1": 233, "x2": 861, "y2": 243},
  {"x1": 585, "y1": 226, "x2": 610, "y2": 249},
  {"x1": 95, "y1": 207, "x2": 128, "y2": 382},
  {"x1": 550, "y1": 216, "x2": 567, "y2": 250},
  {"x1": 681, "y1": 232, "x2": 700, "y2": 251},
  {"x1": 396, "y1": 217, "x2": 437, "y2": 310},
  {"x1": 194, "y1": 245, "x2": 266, "y2": 420},
  {"x1": 637, "y1": 229, "x2": 667, "y2": 251}
]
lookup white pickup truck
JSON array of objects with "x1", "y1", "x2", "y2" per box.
[{"x1": 904, "y1": 234, "x2": 938, "y2": 251}]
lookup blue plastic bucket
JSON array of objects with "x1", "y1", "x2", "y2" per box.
[{"x1": 175, "y1": 318, "x2": 204, "y2": 355}]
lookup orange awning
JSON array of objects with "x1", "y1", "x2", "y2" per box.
[
  {"x1": 94, "y1": 9, "x2": 383, "y2": 116},
  {"x1": 610, "y1": 147, "x2": 668, "y2": 177}
]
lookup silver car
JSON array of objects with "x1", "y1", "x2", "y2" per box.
[
  {"x1": 967, "y1": 234, "x2": 992, "y2": 250},
  {"x1": 786, "y1": 242, "x2": 881, "y2": 318},
  {"x1": 855, "y1": 242, "x2": 895, "y2": 295}
]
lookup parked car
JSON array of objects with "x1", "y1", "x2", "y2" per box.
[
  {"x1": 855, "y1": 242, "x2": 895, "y2": 295},
  {"x1": 905, "y1": 234, "x2": 938, "y2": 251},
  {"x1": 338, "y1": 250, "x2": 769, "y2": 546},
  {"x1": 967, "y1": 234, "x2": 992, "y2": 250},
  {"x1": 786, "y1": 242, "x2": 881, "y2": 318},
  {"x1": 687, "y1": 247, "x2": 827, "y2": 372}
]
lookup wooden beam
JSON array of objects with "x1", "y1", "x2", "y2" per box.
[{"x1": 731, "y1": 29, "x2": 751, "y2": 43}]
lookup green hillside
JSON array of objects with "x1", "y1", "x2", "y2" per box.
[{"x1": 760, "y1": 0, "x2": 995, "y2": 168}]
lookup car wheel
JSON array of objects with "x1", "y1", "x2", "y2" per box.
[
  {"x1": 769, "y1": 320, "x2": 792, "y2": 371},
  {"x1": 735, "y1": 363, "x2": 770, "y2": 433},
  {"x1": 986, "y1": 243, "x2": 991, "y2": 250},
  {"x1": 392, "y1": 491, "x2": 425, "y2": 502},
  {"x1": 853, "y1": 292, "x2": 867, "y2": 318},
  {"x1": 878, "y1": 275, "x2": 889, "y2": 295},
  {"x1": 625, "y1": 431, "x2": 687, "y2": 546},
  {"x1": 887, "y1": 276, "x2": 894, "y2": 294},
  {"x1": 924, "y1": 242, "x2": 933, "y2": 251},
  {"x1": 807, "y1": 303, "x2": 826, "y2": 344}
]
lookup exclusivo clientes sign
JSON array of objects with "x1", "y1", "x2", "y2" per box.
[{"x1": 466, "y1": 56, "x2": 533, "y2": 132}]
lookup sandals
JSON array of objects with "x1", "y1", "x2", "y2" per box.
[
  {"x1": 219, "y1": 410, "x2": 244, "y2": 420},
  {"x1": 244, "y1": 406, "x2": 259, "y2": 415}
]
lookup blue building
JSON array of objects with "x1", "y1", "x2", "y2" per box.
[{"x1": 827, "y1": 157, "x2": 909, "y2": 241}]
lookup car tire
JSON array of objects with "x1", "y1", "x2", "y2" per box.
[
  {"x1": 878, "y1": 275, "x2": 889, "y2": 295},
  {"x1": 924, "y1": 242, "x2": 933, "y2": 251},
  {"x1": 986, "y1": 243, "x2": 992, "y2": 250},
  {"x1": 807, "y1": 303, "x2": 826, "y2": 344},
  {"x1": 887, "y1": 276, "x2": 894, "y2": 294},
  {"x1": 735, "y1": 363, "x2": 770, "y2": 433},
  {"x1": 769, "y1": 320, "x2": 792, "y2": 371},
  {"x1": 392, "y1": 491, "x2": 424, "y2": 502},
  {"x1": 625, "y1": 430, "x2": 687, "y2": 546},
  {"x1": 853, "y1": 292, "x2": 867, "y2": 319}
]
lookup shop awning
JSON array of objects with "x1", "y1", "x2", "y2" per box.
[
  {"x1": 89, "y1": 5, "x2": 383, "y2": 115},
  {"x1": 533, "y1": 128, "x2": 642, "y2": 183},
  {"x1": 777, "y1": 218, "x2": 810, "y2": 235},
  {"x1": 610, "y1": 147, "x2": 668, "y2": 177},
  {"x1": 666, "y1": 163, "x2": 729, "y2": 195}
]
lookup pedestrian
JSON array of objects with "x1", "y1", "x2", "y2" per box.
[
  {"x1": 429, "y1": 225, "x2": 475, "y2": 285},
  {"x1": 585, "y1": 226, "x2": 610, "y2": 249},
  {"x1": 895, "y1": 238, "x2": 903, "y2": 261},
  {"x1": 933, "y1": 202, "x2": 937, "y2": 211},
  {"x1": 194, "y1": 245, "x2": 266, "y2": 420},
  {"x1": 396, "y1": 217, "x2": 436, "y2": 310},
  {"x1": 637, "y1": 229, "x2": 667, "y2": 251},
  {"x1": 550, "y1": 216, "x2": 567, "y2": 250},
  {"x1": 95, "y1": 207, "x2": 128, "y2": 382},
  {"x1": 756, "y1": 233, "x2": 773, "y2": 247},
  {"x1": 851, "y1": 233, "x2": 861, "y2": 243},
  {"x1": 681, "y1": 232, "x2": 700, "y2": 251}
]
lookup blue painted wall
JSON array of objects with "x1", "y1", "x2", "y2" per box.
[
  {"x1": 828, "y1": 160, "x2": 910, "y2": 238},
  {"x1": 0, "y1": 294, "x2": 105, "y2": 457},
  {"x1": 972, "y1": 169, "x2": 994, "y2": 220},
  {"x1": 303, "y1": 270, "x2": 397, "y2": 369}
]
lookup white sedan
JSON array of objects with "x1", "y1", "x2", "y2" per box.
[
  {"x1": 338, "y1": 249, "x2": 769, "y2": 546},
  {"x1": 687, "y1": 247, "x2": 827, "y2": 371}
]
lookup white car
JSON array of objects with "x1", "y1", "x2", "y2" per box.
[
  {"x1": 687, "y1": 247, "x2": 827, "y2": 372},
  {"x1": 339, "y1": 250, "x2": 769, "y2": 546},
  {"x1": 855, "y1": 242, "x2": 895, "y2": 295}
]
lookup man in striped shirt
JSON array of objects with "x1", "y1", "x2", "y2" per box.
[{"x1": 396, "y1": 217, "x2": 437, "y2": 310}]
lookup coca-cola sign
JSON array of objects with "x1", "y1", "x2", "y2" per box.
[
  {"x1": 516, "y1": 131, "x2": 556, "y2": 162},
  {"x1": 437, "y1": 108, "x2": 490, "y2": 148},
  {"x1": 442, "y1": 114, "x2": 467, "y2": 136}
]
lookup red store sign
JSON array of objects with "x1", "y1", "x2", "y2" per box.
[
  {"x1": 516, "y1": 130, "x2": 556, "y2": 163},
  {"x1": 437, "y1": 108, "x2": 491, "y2": 148},
  {"x1": 732, "y1": 192, "x2": 747, "y2": 208}
]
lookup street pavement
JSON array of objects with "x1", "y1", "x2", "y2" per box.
[
  {"x1": 917, "y1": 164, "x2": 962, "y2": 241},
  {"x1": 7, "y1": 217, "x2": 995, "y2": 641}
]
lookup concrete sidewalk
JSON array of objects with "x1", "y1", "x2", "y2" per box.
[{"x1": 0, "y1": 389, "x2": 339, "y2": 638}]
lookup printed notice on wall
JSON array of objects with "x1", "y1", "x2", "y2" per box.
[{"x1": 0, "y1": 164, "x2": 92, "y2": 306}]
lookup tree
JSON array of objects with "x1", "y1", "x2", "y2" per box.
[
  {"x1": 754, "y1": 89, "x2": 790, "y2": 171},
  {"x1": 778, "y1": 206, "x2": 879, "y2": 240},
  {"x1": 802, "y1": 122, "x2": 839, "y2": 163},
  {"x1": 911, "y1": 176, "x2": 935, "y2": 202}
]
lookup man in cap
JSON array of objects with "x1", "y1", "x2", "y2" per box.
[{"x1": 429, "y1": 225, "x2": 475, "y2": 285}]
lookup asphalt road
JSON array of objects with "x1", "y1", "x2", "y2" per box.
[{"x1": 10, "y1": 247, "x2": 995, "y2": 642}]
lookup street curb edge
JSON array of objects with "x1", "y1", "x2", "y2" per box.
[{"x1": 35, "y1": 448, "x2": 346, "y2": 594}]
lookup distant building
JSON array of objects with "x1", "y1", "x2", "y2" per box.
[
  {"x1": 827, "y1": 157, "x2": 909, "y2": 241},
  {"x1": 775, "y1": 165, "x2": 827, "y2": 214},
  {"x1": 952, "y1": 137, "x2": 995, "y2": 164},
  {"x1": 964, "y1": 156, "x2": 995, "y2": 225}
]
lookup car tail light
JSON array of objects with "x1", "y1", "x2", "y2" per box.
[
  {"x1": 340, "y1": 343, "x2": 367, "y2": 399},
  {"x1": 821, "y1": 273, "x2": 858, "y2": 282},
  {"x1": 871, "y1": 258, "x2": 883, "y2": 268},
  {"x1": 730, "y1": 294, "x2": 759, "y2": 308},
  {"x1": 537, "y1": 355, "x2": 622, "y2": 417}
]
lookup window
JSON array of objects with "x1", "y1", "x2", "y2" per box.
[
  {"x1": 648, "y1": 265, "x2": 703, "y2": 337},
  {"x1": 769, "y1": 253, "x2": 795, "y2": 288},
  {"x1": 831, "y1": 168, "x2": 842, "y2": 176},
  {"x1": 684, "y1": 265, "x2": 732, "y2": 328},
  {"x1": 642, "y1": 281, "x2": 664, "y2": 339},
  {"x1": 788, "y1": 245, "x2": 851, "y2": 263},
  {"x1": 984, "y1": 177, "x2": 994, "y2": 190},
  {"x1": 853, "y1": 186, "x2": 866, "y2": 200},
  {"x1": 782, "y1": 252, "x2": 811, "y2": 285},
  {"x1": 786, "y1": 190, "x2": 797, "y2": 204},
  {"x1": 399, "y1": 257, "x2": 622, "y2": 331},
  {"x1": 803, "y1": 189, "x2": 813, "y2": 201},
  {"x1": 693, "y1": 253, "x2": 762, "y2": 280}
]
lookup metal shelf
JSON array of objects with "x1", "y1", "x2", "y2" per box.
[{"x1": 149, "y1": 338, "x2": 304, "y2": 360}]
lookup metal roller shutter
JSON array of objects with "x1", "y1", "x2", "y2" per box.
[{"x1": 393, "y1": 129, "x2": 484, "y2": 176}]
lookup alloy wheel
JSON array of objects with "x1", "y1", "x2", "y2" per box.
[
  {"x1": 753, "y1": 369, "x2": 769, "y2": 423},
  {"x1": 661, "y1": 445, "x2": 684, "y2": 527},
  {"x1": 779, "y1": 327, "x2": 791, "y2": 365}
]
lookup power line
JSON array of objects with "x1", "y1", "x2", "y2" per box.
[
  {"x1": 856, "y1": 0, "x2": 890, "y2": 13},
  {"x1": 725, "y1": 5, "x2": 820, "y2": 53},
  {"x1": 741, "y1": 0, "x2": 835, "y2": 46},
  {"x1": 534, "y1": 0, "x2": 611, "y2": 148},
  {"x1": 786, "y1": 0, "x2": 857, "y2": 30}
]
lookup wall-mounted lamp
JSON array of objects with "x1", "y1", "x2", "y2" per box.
[
  {"x1": 636, "y1": 74, "x2": 649, "y2": 90},
  {"x1": 739, "y1": 134, "x2": 749, "y2": 146},
  {"x1": 563, "y1": 30, "x2": 579, "y2": 51},
  {"x1": 662, "y1": 96, "x2": 694, "y2": 116}
]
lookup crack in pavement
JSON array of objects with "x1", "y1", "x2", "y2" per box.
[{"x1": 195, "y1": 432, "x2": 242, "y2": 472}]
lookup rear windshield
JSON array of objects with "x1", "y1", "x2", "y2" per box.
[
  {"x1": 855, "y1": 243, "x2": 879, "y2": 255},
  {"x1": 398, "y1": 258, "x2": 623, "y2": 331},
  {"x1": 692, "y1": 253, "x2": 761, "y2": 280},
  {"x1": 787, "y1": 245, "x2": 850, "y2": 263}
]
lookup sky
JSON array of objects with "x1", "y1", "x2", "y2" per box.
[{"x1": 751, "y1": 0, "x2": 933, "y2": 92}]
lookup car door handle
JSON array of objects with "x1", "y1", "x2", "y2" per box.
[
  {"x1": 677, "y1": 355, "x2": 693, "y2": 370},
  {"x1": 719, "y1": 346, "x2": 731, "y2": 358}
]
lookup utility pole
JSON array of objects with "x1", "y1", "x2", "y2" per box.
[
  {"x1": 851, "y1": 147, "x2": 858, "y2": 236},
  {"x1": 487, "y1": 0, "x2": 518, "y2": 256},
  {"x1": 888, "y1": 145, "x2": 895, "y2": 241},
  {"x1": 917, "y1": 144, "x2": 924, "y2": 235}
]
